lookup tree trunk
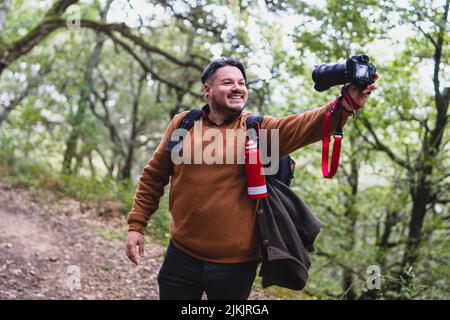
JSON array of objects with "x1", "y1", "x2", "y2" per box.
[
  {"x1": 120, "y1": 147, "x2": 134, "y2": 181},
  {"x1": 61, "y1": 101, "x2": 87, "y2": 174},
  {"x1": 400, "y1": 174, "x2": 431, "y2": 279},
  {"x1": 341, "y1": 136, "x2": 359, "y2": 300},
  {"x1": 342, "y1": 266, "x2": 356, "y2": 300},
  {"x1": 88, "y1": 151, "x2": 96, "y2": 179},
  {"x1": 397, "y1": 0, "x2": 449, "y2": 290},
  {"x1": 62, "y1": 1, "x2": 113, "y2": 175},
  {"x1": 119, "y1": 72, "x2": 145, "y2": 181}
]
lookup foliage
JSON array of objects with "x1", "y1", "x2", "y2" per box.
[{"x1": 0, "y1": 0, "x2": 448, "y2": 299}]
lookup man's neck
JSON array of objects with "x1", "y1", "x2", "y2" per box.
[
  {"x1": 208, "y1": 108, "x2": 229, "y2": 126},
  {"x1": 206, "y1": 105, "x2": 243, "y2": 126}
]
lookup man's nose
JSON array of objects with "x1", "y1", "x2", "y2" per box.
[{"x1": 231, "y1": 83, "x2": 244, "y2": 91}]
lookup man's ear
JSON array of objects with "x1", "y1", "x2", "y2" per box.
[{"x1": 203, "y1": 83, "x2": 211, "y2": 100}]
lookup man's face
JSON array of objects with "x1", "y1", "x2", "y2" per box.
[{"x1": 204, "y1": 66, "x2": 248, "y2": 115}]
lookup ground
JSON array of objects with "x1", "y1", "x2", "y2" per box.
[{"x1": 0, "y1": 184, "x2": 274, "y2": 300}]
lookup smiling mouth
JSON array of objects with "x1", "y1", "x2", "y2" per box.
[{"x1": 228, "y1": 95, "x2": 244, "y2": 101}]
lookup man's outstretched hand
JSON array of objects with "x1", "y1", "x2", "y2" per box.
[
  {"x1": 344, "y1": 71, "x2": 380, "y2": 109},
  {"x1": 125, "y1": 231, "x2": 144, "y2": 265}
]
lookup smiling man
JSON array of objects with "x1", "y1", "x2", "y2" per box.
[
  {"x1": 125, "y1": 57, "x2": 379, "y2": 300},
  {"x1": 201, "y1": 62, "x2": 248, "y2": 125}
]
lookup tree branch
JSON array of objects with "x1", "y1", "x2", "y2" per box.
[
  {"x1": 44, "y1": 0, "x2": 79, "y2": 18},
  {"x1": 103, "y1": 29, "x2": 202, "y2": 99},
  {"x1": 0, "y1": 66, "x2": 51, "y2": 127},
  {"x1": 411, "y1": 21, "x2": 438, "y2": 49},
  {"x1": 77, "y1": 19, "x2": 203, "y2": 71},
  {"x1": 1, "y1": 1, "x2": 78, "y2": 70},
  {"x1": 1, "y1": 9, "x2": 204, "y2": 80},
  {"x1": 429, "y1": 0, "x2": 449, "y2": 151},
  {"x1": 88, "y1": 78, "x2": 126, "y2": 156},
  {"x1": 157, "y1": 0, "x2": 224, "y2": 40},
  {"x1": 315, "y1": 248, "x2": 367, "y2": 283},
  {"x1": 360, "y1": 116, "x2": 412, "y2": 170},
  {"x1": 396, "y1": 109, "x2": 431, "y2": 134}
]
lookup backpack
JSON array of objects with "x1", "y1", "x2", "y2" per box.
[{"x1": 165, "y1": 109, "x2": 296, "y2": 186}]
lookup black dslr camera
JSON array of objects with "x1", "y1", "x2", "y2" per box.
[{"x1": 312, "y1": 54, "x2": 376, "y2": 92}]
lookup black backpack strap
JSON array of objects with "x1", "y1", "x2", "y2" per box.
[
  {"x1": 245, "y1": 114, "x2": 264, "y2": 142},
  {"x1": 166, "y1": 109, "x2": 203, "y2": 153},
  {"x1": 246, "y1": 114, "x2": 296, "y2": 186},
  {"x1": 245, "y1": 115, "x2": 264, "y2": 131}
]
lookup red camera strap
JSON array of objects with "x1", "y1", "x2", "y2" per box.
[
  {"x1": 322, "y1": 96, "x2": 342, "y2": 179},
  {"x1": 321, "y1": 91, "x2": 361, "y2": 179}
]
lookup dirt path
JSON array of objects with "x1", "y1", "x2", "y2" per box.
[
  {"x1": 0, "y1": 184, "x2": 271, "y2": 300},
  {"x1": 0, "y1": 184, "x2": 165, "y2": 299}
]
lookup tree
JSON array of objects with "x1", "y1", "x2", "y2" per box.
[
  {"x1": 287, "y1": 0, "x2": 449, "y2": 299},
  {"x1": 360, "y1": 0, "x2": 449, "y2": 293}
]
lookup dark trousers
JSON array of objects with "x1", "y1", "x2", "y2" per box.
[{"x1": 157, "y1": 240, "x2": 258, "y2": 300}]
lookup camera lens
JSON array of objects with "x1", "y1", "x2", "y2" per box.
[
  {"x1": 312, "y1": 55, "x2": 375, "y2": 91},
  {"x1": 312, "y1": 61, "x2": 348, "y2": 92}
]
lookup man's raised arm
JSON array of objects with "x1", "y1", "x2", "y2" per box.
[{"x1": 262, "y1": 79, "x2": 379, "y2": 158}]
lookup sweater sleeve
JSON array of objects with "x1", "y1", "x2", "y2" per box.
[
  {"x1": 127, "y1": 117, "x2": 177, "y2": 234},
  {"x1": 262, "y1": 100, "x2": 353, "y2": 158}
]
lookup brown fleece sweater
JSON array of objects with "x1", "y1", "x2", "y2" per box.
[{"x1": 127, "y1": 100, "x2": 352, "y2": 263}]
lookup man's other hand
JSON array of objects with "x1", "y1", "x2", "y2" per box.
[
  {"x1": 125, "y1": 231, "x2": 144, "y2": 265},
  {"x1": 344, "y1": 71, "x2": 380, "y2": 109}
]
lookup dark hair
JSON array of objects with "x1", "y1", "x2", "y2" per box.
[{"x1": 201, "y1": 57, "x2": 247, "y2": 84}]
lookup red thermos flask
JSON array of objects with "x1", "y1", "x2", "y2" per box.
[{"x1": 245, "y1": 137, "x2": 268, "y2": 199}]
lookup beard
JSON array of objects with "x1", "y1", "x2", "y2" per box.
[{"x1": 210, "y1": 94, "x2": 246, "y2": 119}]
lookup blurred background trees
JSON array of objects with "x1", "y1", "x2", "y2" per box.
[{"x1": 0, "y1": 0, "x2": 448, "y2": 299}]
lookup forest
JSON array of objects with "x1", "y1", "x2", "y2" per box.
[{"x1": 0, "y1": 0, "x2": 448, "y2": 300}]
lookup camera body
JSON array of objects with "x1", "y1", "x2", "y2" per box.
[{"x1": 312, "y1": 54, "x2": 376, "y2": 92}]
